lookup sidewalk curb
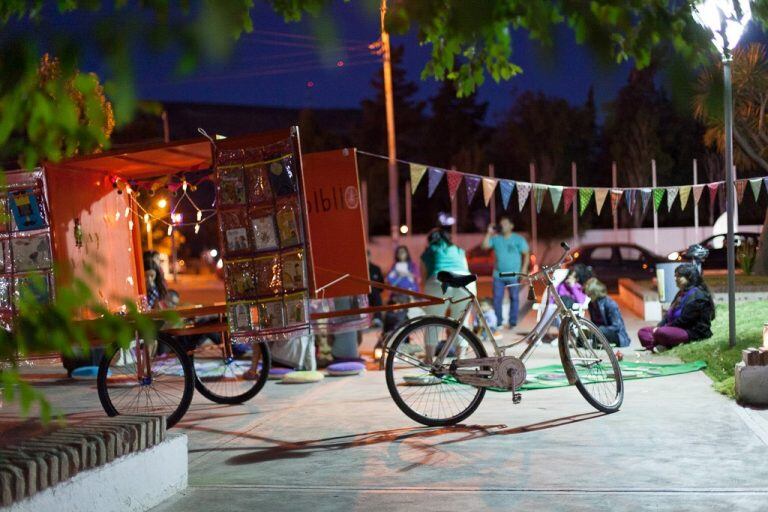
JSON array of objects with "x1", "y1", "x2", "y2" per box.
[{"x1": 733, "y1": 404, "x2": 768, "y2": 447}]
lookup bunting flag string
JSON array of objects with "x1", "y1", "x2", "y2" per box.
[
  {"x1": 465, "y1": 176, "x2": 481, "y2": 205},
  {"x1": 500, "y1": 179, "x2": 515, "y2": 210},
  {"x1": 594, "y1": 188, "x2": 609, "y2": 215},
  {"x1": 579, "y1": 188, "x2": 594, "y2": 215},
  {"x1": 550, "y1": 185, "x2": 564, "y2": 212},
  {"x1": 446, "y1": 171, "x2": 463, "y2": 201},
  {"x1": 357, "y1": 152, "x2": 768, "y2": 219},
  {"x1": 427, "y1": 167, "x2": 444, "y2": 198},
  {"x1": 666, "y1": 187, "x2": 679, "y2": 211}
]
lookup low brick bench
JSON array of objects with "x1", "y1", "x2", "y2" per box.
[{"x1": 0, "y1": 415, "x2": 186, "y2": 511}]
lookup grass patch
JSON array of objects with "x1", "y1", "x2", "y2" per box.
[
  {"x1": 669, "y1": 300, "x2": 768, "y2": 398},
  {"x1": 705, "y1": 274, "x2": 768, "y2": 289}
]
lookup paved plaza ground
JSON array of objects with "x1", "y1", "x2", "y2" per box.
[{"x1": 2, "y1": 302, "x2": 768, "y2": 511}]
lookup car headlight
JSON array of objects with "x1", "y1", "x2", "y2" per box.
[{"x1": 667, "y1": 251, "x2": 680, "y2": 261}]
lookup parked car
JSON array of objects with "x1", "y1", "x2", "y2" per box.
[
  {"x1": 565, "y1": 243, "x2": 663, "y2": 291},
  {"x1": 666, "y1": 232, "x2": 760, "y2": 270},
  {"x1": 466, "y1": 244, "x2": 538, "y2": 277}
]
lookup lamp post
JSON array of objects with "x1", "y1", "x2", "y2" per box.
[{"x1": 692, "y1": 0, "x2": 751, "y2": 348}]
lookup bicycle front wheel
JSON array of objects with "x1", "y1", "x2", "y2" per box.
[
  {"x1": 97, "y1": 335, "x2": 194, "y2": 428},
  {"x1": 192, "y1": 340, "x2": 270, "y2": 404},
  {"x1": 559, "y1": 317, "x2": 623, "y2": 413},
  {"x1": 385, "y1": 316, "x2": 487, "y2": 426}
]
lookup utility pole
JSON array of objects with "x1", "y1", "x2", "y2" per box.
[{"x1": 380, "y1": 0, "x2": 399, "y2": 241}]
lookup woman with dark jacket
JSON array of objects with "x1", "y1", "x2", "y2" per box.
[
  {"x1": 638, "y1": 263, "x2": 715, "y2": 351},
  {"x1": 584, "y1": 278, "x2": 631, "y2": 347}
]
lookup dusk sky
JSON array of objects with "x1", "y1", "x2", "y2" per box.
[{"x1": 133, "y1": 2, "x2": 635, "y2": 122}]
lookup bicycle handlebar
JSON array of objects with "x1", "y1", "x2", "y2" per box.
[{"x1": 499, "y1": 241, "x2": 571, "y2": 280}]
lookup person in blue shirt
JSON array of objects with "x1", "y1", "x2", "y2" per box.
[{"x1": 481, "y1": 216, "x2": 530, "y2": 328}]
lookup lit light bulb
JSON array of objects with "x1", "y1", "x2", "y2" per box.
[
  {"x1": 125, "y1": 207, "x2": 130, "y2": 217},
  {"x1": 194, "y1": 223, "x2": 200, "y2": 234},
  {"x1": 144, "y1": 213, "x2": 150, "y2": 224},
  {"x1": 182, "y1": 180, "x2": 188, "y2": 192},
  {"x1": 196, "y1": 210, "x2": 202, "y2": 222},
  {"x1": 167, "y1": 225, "x2": 173, "y2": 236},
  {"x1": 115, "y1": 211, "x2": 121, "y2": 221},
  {"x1": 128, "y1": 220, "x2": 134, "y2": 230}
]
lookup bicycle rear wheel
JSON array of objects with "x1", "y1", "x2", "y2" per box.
[
  {"x1": 559, "y1": 317, "x2": 623, "y2": 413},
  {"x1": 97, "y1": 335, "x2": 194, "y2": 428},
  {"x1": 192, "y1": 339, "x2": 270, "y2": 404},
  {"x1": 384, "y1": 316, "x2": 487, "y2": 426}
]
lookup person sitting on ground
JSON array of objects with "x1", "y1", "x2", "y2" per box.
[
  {"x1": 386, "y1": 245, "x2": 421, "y2": 292},
  {"x1": 553, "y1": 268, "x2": 588, "y2": 310},
  {"x1": 584, "y1": 278, "x2": 631, "y2": 347},
  {"x1": 571, "y1": 263, "x2": 594, "y2": 286},
  {"x1": 637, "y1": 263, "x2": 715, "y2": 352}
]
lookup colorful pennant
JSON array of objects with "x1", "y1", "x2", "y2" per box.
[
  {"x1": 465, "y1": 176, "x2": 481, "y2": 205},
  {"x1": 693, "y1": 185, "x2": 705, "y2": 205},
  {"x1": 410, "y1": 164, "x2": 427, "y2": 194},
  {"x1": 534, "y1": 184, "x2": 547, "y2": 213},
  {"x1": 679, "y1": 186, "x2": 692, "y2": 210},
  {"x1": 666, "y1": 187, "x2": 679, "y2": 211},
  {"x1": 640, "y1": 188, "x2": 652, "y2": 212},
  {"x1": 595, "y1": 188, "x2": 609, "y2": 215},
  {"x1": 610, "y1": 189, "x2": 623, "y2": 214},
  {"x1": 652, "y1": 188, "x2": 665, "y2": 212},
  {"x1": 624, "y1": 189, "x2": 637, "y2": 215},
  {"x1": 549, "y1": 186, "x2": 564, "y2": 212},
  {"x1": 708, "y1": 182, "x2": 720, "y2": 211},
  {"x1": 500, "y1": 180, "x2": 515, "y2": 210},
  {"x1": 750, "y1": 178, "x2": 763, "y2": 202},
  {"x1": 482, "y1": 178, "x2": 497, "y2": 206},
  {"x1": 735, "y1": 180, "x2": 747, "y2": 204},
  {"x1": 563, "y1": 188, "x2": 577, "y2": 214},
  {"x1": 579, "y1": 188, "x2": 594, "y2": 215},
  {"x1": 446, "y1": 171, "x2": 463, "y2": 201},
  {"x1": 517, "y1": 182, "x2": 532, "y2": 212},
  {"x1": 427, "y1": 168, "x2": 444, "y2": 198}
]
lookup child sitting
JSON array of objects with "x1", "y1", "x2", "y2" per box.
[{"x1": 475, "y1": 298, "x2": 499, "y2": 338}]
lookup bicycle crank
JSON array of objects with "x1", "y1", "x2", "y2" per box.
[{"x1": 450, "y1": 356, "x2": 527, "y2": 390}]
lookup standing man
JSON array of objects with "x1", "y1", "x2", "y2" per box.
[{"x1": 482, "y1": 216, "x2": 530, "y2": 329}]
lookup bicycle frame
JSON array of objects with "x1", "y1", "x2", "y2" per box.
[{"x1": 432, "y1": 266, "x2": 582, "y2": 369}]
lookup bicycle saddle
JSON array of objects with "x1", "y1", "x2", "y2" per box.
[{"x1": 436, "y1": 271, "x2": 477, "y2": 289}]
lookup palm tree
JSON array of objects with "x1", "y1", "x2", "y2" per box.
[{"x1": 693, "y1": 43, "x2": 768, "y2": 274}]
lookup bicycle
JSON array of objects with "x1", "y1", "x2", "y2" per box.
[{"x1": 384, "y1": 242, "x2": 623, "y2": 427}]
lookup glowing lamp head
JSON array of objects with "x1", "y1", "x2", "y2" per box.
[
  {"x1": 157, "y1": 198, "x2": 168, "y2": 209},
  {"x1": 692, "y1": 0, "x2": 751, "y2": 59},
  {"x1": 399, "y1": 225, "x2": 409, "y2": 235}
]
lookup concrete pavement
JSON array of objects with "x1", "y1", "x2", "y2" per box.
[{"x1": 2, "y1": 305, "x2": 768, "y2": 511}]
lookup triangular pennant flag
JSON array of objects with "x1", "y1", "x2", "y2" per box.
[
  {"x1": 464, "y1": 176, "x2": 481, "y2": 205},
  {"x1": 708, "y1": 182, "x2": 720, "y2": 212},
  {"x1": 749, "y1": 178, "x2": 762, "y2": 202},
  {"x1": 517, "y1": 182, "x2": 532, "y2": 212},
  {"x1": 764, "y1": 177, "x2": 768, "y2": 198},
  {"x1": 624, "y1": 189, "x2": 637, "y2": 214},
  {"x1": 563, "y1": 188, "x2": 576, "y2": 214},
  {"x1": 652, "y1": 188, "x2": 665, "y2": 212},
  {"x1": 409, "y1": 164, "x2": 427, "y2": 194},
  {"x1": 594, "y1": 188, "x2": 609, "y2": 215},
  {"x1": 500, "y1": 179, "x2": 515, "y2": 210},
  {"x1": 482, "y1": 178, "x2": 497, "y2": 206},
  {"x1": 579, "y1": 188, "x2": 594, "y2": 215},
  {"x1": 427, "y1": 168, "x2": 445, "y2": 198},
  {"x1": 666, "y1": 187, "x2": 679, "y2": 211},
  {"x1": 640, "y1": 188, "x2": 652, "y2": 212},
  {"x1": 610, "y1": 189, "x2": 623, "y2": 214},
  {"x1": 679, "y1": 186, "x2": 692, "y2": 210},
  {"x1": 534, "y1": 184, "x2": 547, "y2": 213},
  {"x1": 549, "y1": 186, "x2": 564, "y2": 212},
  {"x1": 446, "y1": 171, "x2": 463, "y2": 201},
  {"x1": 693, "y1": 184, "x2": 705, "y2": 205},
  {"x1": 735, "y1": 180, "x2": 747, "y2": 204}
]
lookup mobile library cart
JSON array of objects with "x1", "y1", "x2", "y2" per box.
[{"x1": 8, "y1": 126, "x2": 441, "y2": 428}]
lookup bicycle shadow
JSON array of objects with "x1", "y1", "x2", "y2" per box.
[{"x1": 186, "y1": 411, "x2": 605, "y2": 466}]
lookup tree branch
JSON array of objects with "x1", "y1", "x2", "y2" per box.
[{"x1": 734, "y1": 126, "x2": 768, "y2": 172}]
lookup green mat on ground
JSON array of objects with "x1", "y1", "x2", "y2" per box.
[{"x1": 515, "y1": 360, "x2": 707, "y2": 392}]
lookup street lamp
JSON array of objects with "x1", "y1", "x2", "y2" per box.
[{"x1": 692, "y1": 0, "x2": 751, "y2": 348}]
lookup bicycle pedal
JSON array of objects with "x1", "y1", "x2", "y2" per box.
[{"x1": 512, "y1": 392, "x2": 522, "y2": 404}]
